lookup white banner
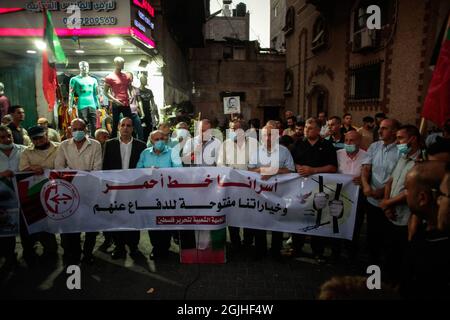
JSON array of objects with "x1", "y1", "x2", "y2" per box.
[{"x1": 15, "y1": 168, "x2": 359, "y2": 240}]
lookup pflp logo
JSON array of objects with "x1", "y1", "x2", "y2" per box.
[{"x1": 40, "y1": 179, "x2": 80, "y2": 220}]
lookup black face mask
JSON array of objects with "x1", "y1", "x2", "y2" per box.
[{"x1": 34, "y1": 142, "x2": 50, "y2": 150}]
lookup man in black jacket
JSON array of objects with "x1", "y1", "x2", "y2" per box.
[{"x1": 102, "y1": 117, "x2": 146, "y2": 259}]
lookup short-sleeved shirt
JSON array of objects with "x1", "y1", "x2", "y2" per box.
[
  {"x1": 248, "y1": 143, "x2": 295, "y2": 171},
  {"x1": 104, "y1": 72, "x2": 131, "y2": 106},
  {"x1": 389, "y1": 151, "x2": 420, "y2": 226},
  {"x1": 291, "y1": 138, "x2": 338, "y2": 168},
  {"x1": 69, "y1": 75, "x2": 99, "y2": 110},
  {"x1": 337, "y1": 148, "x2": 368, "y2": 176},
  {"x1": 137, "y1": 145, "x2": 182, "y2": 168},
  {"x1": 362, "y1": 140, "x2": 400, "y2": 207}
]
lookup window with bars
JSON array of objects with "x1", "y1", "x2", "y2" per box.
[{"x1": 349, "y1": 62, "x2": 382, "y2": 101}]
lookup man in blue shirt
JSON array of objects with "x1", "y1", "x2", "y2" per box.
[
  {"x1": 137, "y1": 130, "x2": 182, "y2": 259},
  {"x1": 361, "y1": 118, "x2": 400, "y2": 265}
]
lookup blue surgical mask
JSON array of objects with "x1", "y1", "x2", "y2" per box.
[
  {"x1": 154, "y1": 140, "x2": 166, "y2": 151},
  {"x1": 397, "y1": 143, "x2": 410, "y2": 155},
  {"x1": 344, "y1": 144, "x2": 357, "y2": 154},
  {"x1": 0, "y1": 143, "x2": 13, "y2": 150},
  {"x1": 72, "y1": 130, "x2": 86, "y2": 142}
]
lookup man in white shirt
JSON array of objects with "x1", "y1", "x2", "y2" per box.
[
  {"x1": 182, "y1": 119, "x2": 222, "y2": 167},
  {"x1": 55, "y1": 118, "x2": 102, "y2": 265},
  {"x1": 337, "y1": 130, "x2": 368, "y2": 259},
  {"x1": 218, "y1": 119, "x2": 257, "y2": 253},
  {"x1": 248, "y1": 124, "x2": 295, "y2": 259},
  {"x1": 0, "y1": 125, "x2": 25, "y2": 267}
]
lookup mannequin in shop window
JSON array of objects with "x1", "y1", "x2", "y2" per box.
[
  {"x1": 0, "y1": 82, "x2": 11, "y2": 119},
  {"x1": 104, "y1": 57, "x2": 132, "y2": 138},
  {"x1": 69, "y1": 61, "x2": 100, "y2": 137},
  {"x1": 138, "y1": 73, "x2": 159, "y2": 142}
]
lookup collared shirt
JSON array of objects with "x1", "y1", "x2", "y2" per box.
[
  {"x1": 54, "y1": 138, "x2": 102, "y2": 170},
  {"x1": 182, "y1": 136, "x2": 222, "y2": 167},
  {"x1": 0, "y1": 144, "x2": 26, "y2": 172},
  {"x1": 0, "y1": 144, "x2": 24, "y2": 205},
  {"x1": 362, "y1": 140, "x2": 400, "y2": 207},
  {"x1": 19, "y1": 141, "x2": 59, "y2": 171},
  {"x1": 217, "y1": 137, "x2": 256, "y2": 170},
  {"x1": 248, "y1": 143, "x2": 295, "y2": 171},
  {"x1": 389, "y1": 150, "x2": 421, "y2": 226},
  {"x1": 119, "y1": 137, "x2": 133, "y2": 169},
  {"x1": 291, "y1": 137, "x2": 338, "y2": 168},
  {"x1": 47, "y1": 128, "x2": 61, "y2": 143},
  {"x1": 337, "y1": 148, "x2": 368, "y2": 176},
  {"x1": 137, "y1": 145, "x2": 182, "y2": 168}
]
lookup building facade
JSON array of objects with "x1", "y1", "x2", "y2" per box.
[
  {"x1": 270, "y1": 0, "x2": 287, "y2": 51},
  {"x1": 189, "y1": 40, "x2": 285, "y2": 126},
  {"x1": 284, "y1": 0, "x2": 450, "y2": 125}
]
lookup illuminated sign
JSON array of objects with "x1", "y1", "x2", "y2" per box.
[{"x1": 132, "y1": 0, "x2": 154, "y2": 17}]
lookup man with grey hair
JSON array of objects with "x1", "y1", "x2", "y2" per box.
[
  {"x1": 55, "y1": 118, "x2": 102, "y2": 265},
  {"x1": 248, "y1": 123, "x2": 295, "y2": 259},
  {"x1": 290, "y1": 117, "x2": 338, "y2": 262},
  {"x1": 104, "y1": 56, "x2": 132, "y2": 138}
]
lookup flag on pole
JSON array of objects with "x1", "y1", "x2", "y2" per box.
[
  {"x1": 42, "y1": 9, "x2": 67, "y2": 111},
  {"x1": 422, "y1": 13, "x2": 450, "y2": 127}
]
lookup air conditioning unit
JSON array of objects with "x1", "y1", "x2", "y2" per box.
[{"x1": 352, "y1": 28, "x2": 379, "y2": 52}]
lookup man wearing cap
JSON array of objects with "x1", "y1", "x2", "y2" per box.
[{"x1": 19, "y1": 125, "x2": 60, "y2": 262}]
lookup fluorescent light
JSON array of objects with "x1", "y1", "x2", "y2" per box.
[
  {"x1": 124, "y1": 49, "x2": 134, "y2": 52},
  {"x1": 34, "y1": 39, "x2": 47, "y2": 50},
  {"x1": 26, "y1": 50, "x2": 37, "y2": 54},
  {"x1": 105, "y1": 38, "x2": 124, "y2": 46},
  {"x1": 75, "y1": 49, "x2": 85, "y2": 54}
]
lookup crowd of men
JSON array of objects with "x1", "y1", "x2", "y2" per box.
[{"x1": 1, "y1": 104, "x2": 449, "y2": 299}]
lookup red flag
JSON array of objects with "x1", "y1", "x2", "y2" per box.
[
  {"x1": 42, "y1": 9, "x2": 67, "y2": 111},
  {"x1": 422, "y1": 14, "x2": 450, "y2": 127},
  {"x1": 42, "y1": 50, "x2": 58, "y2": 111}
]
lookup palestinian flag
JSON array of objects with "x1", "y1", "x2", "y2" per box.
[
  {"x1": 42, "y1": 9, "x2": 67, "y2": 112},
  {"x1": 422, "y1": 12, "x2": 450, "y2": 127}
]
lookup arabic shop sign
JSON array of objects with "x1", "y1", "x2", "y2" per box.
[{"x1": 24, "y1": 1, "x2": 117, "y2": 12}]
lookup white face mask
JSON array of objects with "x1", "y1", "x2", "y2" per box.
[{"x1": 176, "y1": 128, "x2": 189, "y2": 139}]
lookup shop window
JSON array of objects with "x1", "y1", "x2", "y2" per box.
[
  {"x1": 284, "y1": 6, "x2": 295, "y2": 36},
  {"x1": 311, "y1": 15, "x2": 328, "y2": 53},
  {"x1": 349, "y1": 62, "x2": 381, "y2": 101}
]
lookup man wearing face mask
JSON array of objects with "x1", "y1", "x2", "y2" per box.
[
  {"x1": 137, "y1": 130, "x2": 182, "y2": 260},
  {"x1": 55, "y1": 118, "x2": 102, "y2": 265},
  {"x1": 0, "y1": 125, "x2": 25, "y2": 267},
  {"x1": 379, "y1": 124, "x2": 422, "y2": 284},
  {"x1": 19, "y1": 126, "x2": 59, "y2": 263},
  {"x1": 337, "y1": 130, "x2": 368, "y2": 259}
]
